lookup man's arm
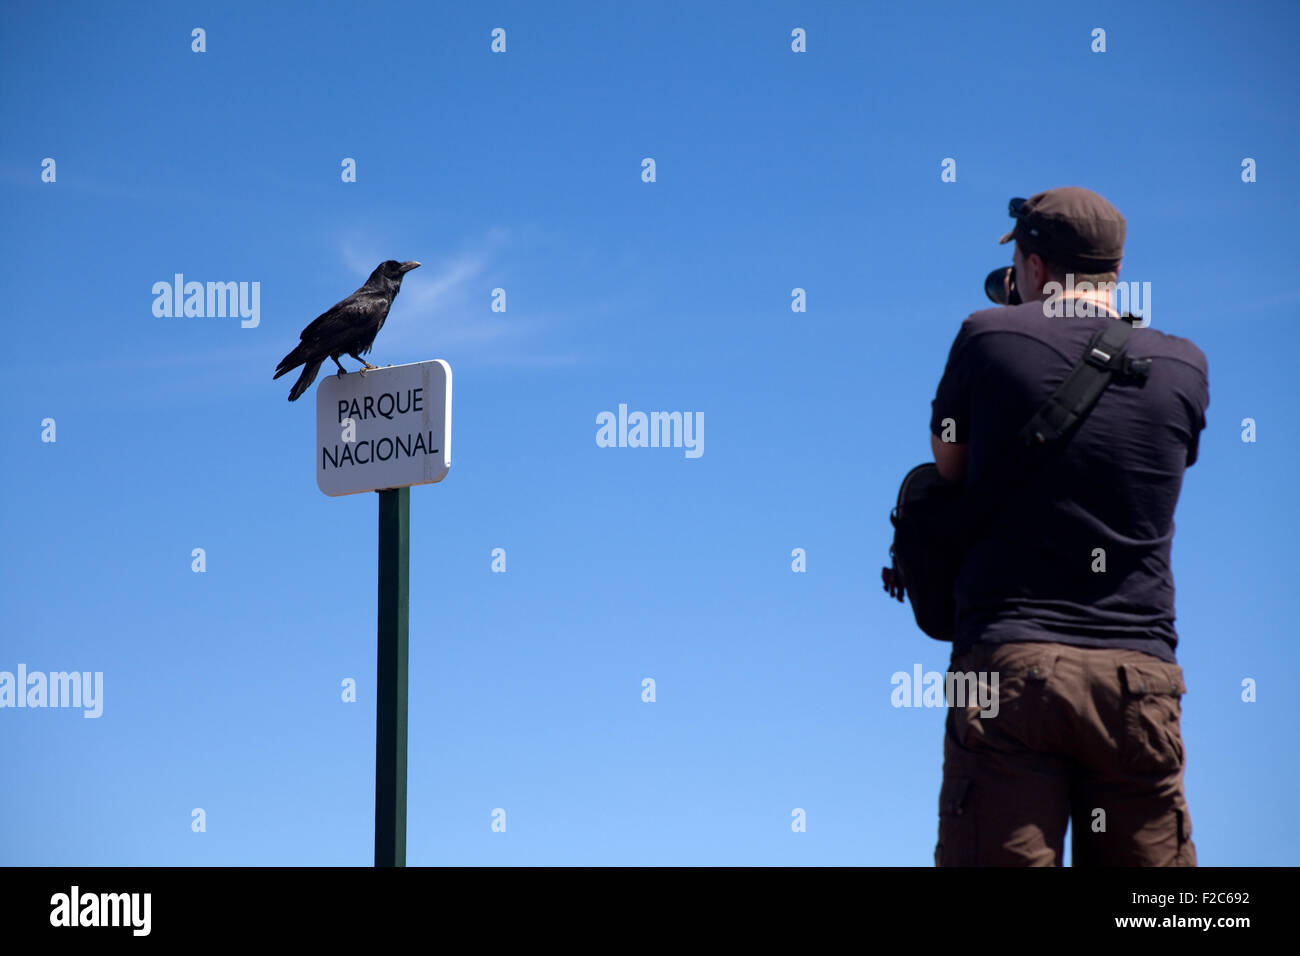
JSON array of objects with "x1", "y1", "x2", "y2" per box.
[
  {"x1": 931, "y1": 317, "x2": 975, "y2": 482},
  {"x1": 931, "y1": 433, "x2": 967, "y2": 482}
]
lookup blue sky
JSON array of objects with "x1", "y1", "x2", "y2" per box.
[{"x1": 1, "y1": 0, "x2": 1297, "y2": 866}]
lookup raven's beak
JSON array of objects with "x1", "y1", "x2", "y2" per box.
[{"x1": 399, "y1": 261, "x2": 421, "y2": 273}]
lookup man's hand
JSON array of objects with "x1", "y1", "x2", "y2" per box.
[{"x1": 931, "y1": 433, "x2": 968, "y2": 482}]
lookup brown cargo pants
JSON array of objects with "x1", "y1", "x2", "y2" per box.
[{"x1": 935, "y1": 640, "x2": 1196, "y2": 866}]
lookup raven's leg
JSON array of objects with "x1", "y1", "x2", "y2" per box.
[
  {"x1": 332, "y1": 355, "x2": 349, "y2": 378},
  {"x1": 349, "y1": 351, "x2": 379, "y2": 372}
]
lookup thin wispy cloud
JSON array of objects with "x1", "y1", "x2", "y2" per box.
[{"x1": 336, "y1": 227, "x2": 581, "y2": 366}]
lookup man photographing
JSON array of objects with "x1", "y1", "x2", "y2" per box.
[{"x1": 929, "y1": 187, "x2": 1209, "y2": 866}]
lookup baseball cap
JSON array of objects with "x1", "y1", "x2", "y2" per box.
[{"x1": 999, "y1": 186, "x2": 1126, "y2": 273}]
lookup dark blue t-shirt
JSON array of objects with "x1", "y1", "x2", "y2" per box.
[{"x1": 929, "y1": 302, "x2": 1209, "y2": 663}]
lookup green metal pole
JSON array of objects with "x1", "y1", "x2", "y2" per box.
[{"x1": 375, "y1": 486, "x2": 409, "y2": 867}]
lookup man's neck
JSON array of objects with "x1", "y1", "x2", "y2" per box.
[{"x1": 1037, "y1": 290, "x2": 1121, "y2": 319}]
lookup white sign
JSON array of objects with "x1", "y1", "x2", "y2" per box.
[{"x1": 315, "y1": 360, "x2": 452, "y2": 497}]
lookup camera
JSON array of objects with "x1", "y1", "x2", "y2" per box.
[{"x1": 984, "y1": 265, "x2": 1021, "y2": 305}]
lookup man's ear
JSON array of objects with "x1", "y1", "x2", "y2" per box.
[{"x1": 1026, "y1": 252, "x2": 1047, "y2": 296}]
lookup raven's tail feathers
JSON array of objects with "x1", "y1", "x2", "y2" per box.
[
  {"x1": 274, "y1": 343, "x2": 310, "y2": 380},
  {"x1": 287, "y1": 358, "x2": 324, "y2": 402}
]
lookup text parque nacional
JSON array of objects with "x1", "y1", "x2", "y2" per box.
[{"x1": 321, "y1": 386, "x2": 439, "y2": 470}]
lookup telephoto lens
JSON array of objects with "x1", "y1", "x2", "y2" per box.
[{"x1": 984, "y1": 265, "x2": 1021, "y2": 305}]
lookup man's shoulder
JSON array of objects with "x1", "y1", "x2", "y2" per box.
[
  {"x1": 1136, "y1": 325, "x2": 1208, "y2": 379},
  {"x1": 957, "y1": 304, "x2": 1207, "y2": 379},
  {"x1": 964, "y1": 301, "x2": 1044, "y2": 326},
  {"x1": 957, "y1": 302, "x2": 1058, "y2": 342}
]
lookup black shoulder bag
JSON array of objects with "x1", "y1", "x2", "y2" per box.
[{"x1": 880, "y1": 316, "x2": 1152, "y2": 642}]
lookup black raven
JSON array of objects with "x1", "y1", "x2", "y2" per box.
[{"x1": 274, "y1": 259, "x2": 421, "y2": 401}]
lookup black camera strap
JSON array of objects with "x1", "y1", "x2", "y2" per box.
[{"x1": 959, "y1": 315, "x2": 1151, "y2": 546}]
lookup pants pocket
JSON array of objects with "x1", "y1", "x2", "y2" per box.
[
  {"x1": 1173, "y1": 801, "x2": 1197, "y2": 867},
  {"x1": 973, "y1": 645, "x2": 1056, "y2": 749},
  {"x1": 1119, "y1": 661, "x2": 1187, "y2": 775},
  {"x1": 935, "y1": 775, "x2": 975, "y2": 866}
]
